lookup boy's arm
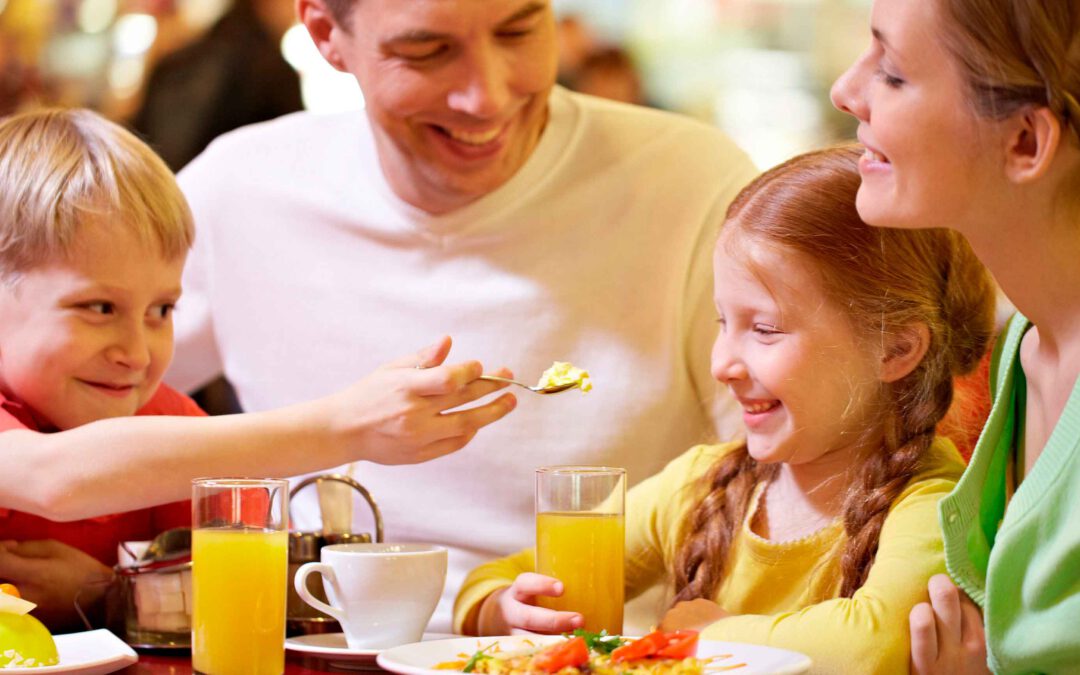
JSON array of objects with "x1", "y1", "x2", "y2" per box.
[{"x1": 0, "y1": 339, "x2": 515, "y2": 521}]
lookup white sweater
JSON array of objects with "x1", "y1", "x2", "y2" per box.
[{"x1": 170, "y1": 87, "x2": 758, "y2": 630}]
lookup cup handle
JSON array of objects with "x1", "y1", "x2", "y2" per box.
[{"x1": 294, "y1": 562, "x2": 346, "y2": 622}]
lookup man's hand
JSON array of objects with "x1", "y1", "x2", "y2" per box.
[
  {"x1": 659, "y1": 598, "x2": 730, "y2": 632},
  {"x1": 0, "y1": 539, "x2": 112, "y2": 631},
  {"x1": 909, "y1": 574, "x2": 989, "y2": 674}
]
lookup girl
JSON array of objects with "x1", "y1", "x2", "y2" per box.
[
  {"x1": 453, "y1": 146, "x2": 996, "y2": 674},
  {"x1": 830, "y1": 0, "x2": 1080, "y2": 672}
]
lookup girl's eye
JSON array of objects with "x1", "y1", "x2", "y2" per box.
[
  {"x1": 497, "y1": 28, "x2": 532, "y2": 39},
  {"x1": 754, "y1": 324, "x2": 781, "y2": 336}
]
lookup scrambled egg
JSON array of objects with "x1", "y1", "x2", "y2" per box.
[{"x1": 537, "y1": 362, "x2": 593, "y2": 393}]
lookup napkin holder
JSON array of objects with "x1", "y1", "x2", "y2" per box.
[{"x1": 287, "y1": 474, "x2": 384, "y2": 637}]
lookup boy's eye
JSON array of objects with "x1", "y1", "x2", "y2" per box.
[
  {"x1": 84, "y1": 302, "x2": 115, "y2": 315},
  {"x1": 150, "y1": 304, "x2": 175, "y2": 320}
]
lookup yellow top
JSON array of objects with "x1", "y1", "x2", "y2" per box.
[{"x1": 454, "y1": 439, "x2": 965, "y2": 675}]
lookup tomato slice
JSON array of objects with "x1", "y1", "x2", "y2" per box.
[
  {"x1": 611, "y1": 630, "x2": 699, "y2": 663},
  {"x1": 0, "y1": 583, "x2": 20, "y2": 598},
  {"x1": 533, "y1": 636, "x2": 589, "y2": 673}
]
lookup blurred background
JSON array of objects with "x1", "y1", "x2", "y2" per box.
[{"x1": 0, "y1": 0, "x2": 871, "y2": 171}]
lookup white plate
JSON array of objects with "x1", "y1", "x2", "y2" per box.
[
  {"x1": 285, "y1": 632, "x2": 456, "y2": 669},
  {"x1": 3, "y1": 629, "x2": 137, "y2": 675},
  {"x1": 377, "y1": 635, "x2": 812, "y2": 675}
]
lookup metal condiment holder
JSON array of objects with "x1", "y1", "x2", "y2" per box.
[{"x1": 286, "y1": 474, "x2": 384, "y2": 637}]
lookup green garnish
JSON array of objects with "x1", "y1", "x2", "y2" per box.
[
  {"x1": 463, "y1": 643, "x2": 496, "y2": 673},
  {"x1": 567, "y1": 629, "x2": 626, "y2": 655}
]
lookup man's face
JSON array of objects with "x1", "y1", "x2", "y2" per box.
[{"x1": 320, "y1": 0, "x2": 558, "y2": 214}]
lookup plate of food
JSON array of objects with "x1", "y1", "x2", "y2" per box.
[
  {"x1": 285, "y1": 632, "x2": 457, "y2": 669},
  {"x1": 376, "y1": 630, "x2": 811, "y2": 675},
  {"x1": 1, "y1": 584, "x2": 137, "y2": 675}
]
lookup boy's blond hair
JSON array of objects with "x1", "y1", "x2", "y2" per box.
[{"x1": 0, "y1": 107, "x2": 194, "y2": 280}]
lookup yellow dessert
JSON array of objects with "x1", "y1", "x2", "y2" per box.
[
  {"x1": 0, "y1": 584, "x2": 59, "y2": 668},
  {"x1": 537, "y1": 362, "x2": 593, "y2": 392}
]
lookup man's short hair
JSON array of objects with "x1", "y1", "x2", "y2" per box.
[{"x1": 0, "y1": 108, "x2": 194, "y2": 280}]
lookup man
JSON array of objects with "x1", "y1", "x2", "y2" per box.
[{"x1": 168, "y1": 0, "x2": 757, "y2": 631}]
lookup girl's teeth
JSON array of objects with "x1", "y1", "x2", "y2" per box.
[
  {"x1": 744, "y1": 402, "x2": 776, "y2": 414},
  {"x1": 447, "y1": 127, "x2": 502, "y2": 145}
]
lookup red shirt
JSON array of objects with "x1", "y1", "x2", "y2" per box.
[{"x1": 0, "y1": 384, "x2": 204, "y2": 566}]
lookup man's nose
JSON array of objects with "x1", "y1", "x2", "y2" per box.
[{"x1": 447, "y1": 46, "x2": 511, "y2": 118}]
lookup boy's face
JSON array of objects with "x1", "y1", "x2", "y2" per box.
[{"x1": 0, "y1": 221, "x2": 185, "y2": 430}]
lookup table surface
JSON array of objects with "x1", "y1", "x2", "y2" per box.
[{"x1": 118, "y1": 652, "x2": 385, "y2": 675}]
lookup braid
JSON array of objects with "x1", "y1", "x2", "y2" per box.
[{"x1": 672, "y1": 446, "x2": 776, "y2": 602}]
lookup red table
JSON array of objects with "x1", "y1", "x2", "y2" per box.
[{"x1": 118, "y1": 652, "x2": 383, "y2": 674}]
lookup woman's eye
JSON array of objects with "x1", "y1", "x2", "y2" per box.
[{"x1": 875, "y1": 66, "x2": 905, "y2": 88}]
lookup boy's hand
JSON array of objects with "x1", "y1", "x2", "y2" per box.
[
  {"x1": 478, "y1": 573, "x2": 583, "y2": 635},
  {"x1": 909, "y1": 574, "x2": 989, "y2": 674},
  {"x1": 0, "y1": 539, "x2": 112, "y2": 631},
  {"x1": 659, "y1": 598, "x2": 730, "y2": 632},
  {"x1": 323, "y1": 336, "x2": 517, "y2": 465}
]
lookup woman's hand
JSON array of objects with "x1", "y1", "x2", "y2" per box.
[
  {"x1": 320, "y1": 336, "x2": 517, "y2": 465},
  {"x1": 909, "y1": 574, "x2": 990, "y2": 674},
  {"x1": 478, "y1": 573, "x2": 583, "y2": 635},
  {"x1": 659, "y1": 598, "x2": 730, "y2": 632}
]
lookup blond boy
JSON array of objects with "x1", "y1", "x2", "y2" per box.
[{"x1": 0, "y1": 109, "x2": 514, "y2": 628}]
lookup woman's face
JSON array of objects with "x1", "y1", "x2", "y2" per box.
[{"x1": 829, "y1": 0, "x2": 1002, "y2": 233}]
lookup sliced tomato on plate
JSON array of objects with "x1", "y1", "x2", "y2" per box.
[
  {"x1": 611, "y1": 630, "x2": 699, "y2": 663},
  {"x1": 533, "y1": 636, "x2": 590, "y2": 672}
]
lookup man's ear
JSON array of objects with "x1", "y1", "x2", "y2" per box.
[
  {"x1": 1002, "y1": 105, "x2": 1064, "y2": 184},
  {"x1": 880, "y1": 323, "x2": 931, "y2": 384},
  {"x1": 297, "y1": 0, "x2": 348, "y2": 72}
]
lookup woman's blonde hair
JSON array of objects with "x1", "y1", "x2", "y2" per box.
[
  {"x1": 673, "y1": 145, "x2": 996, "y2": 601},
  {"x1": 0, "y1": 107, "x2": 194, "y2": 280}
]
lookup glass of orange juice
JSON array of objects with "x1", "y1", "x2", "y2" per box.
[
  {"x1": 535, "y1": 466, "x2": 626, "y2": 634},
  {"x1": 192, "y1": 478, "x2": 288, "y2": 675}
]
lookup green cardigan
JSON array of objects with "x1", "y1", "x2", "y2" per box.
[{"x1": 939, "y1": 314, "x2": 1080, "y2": 674}]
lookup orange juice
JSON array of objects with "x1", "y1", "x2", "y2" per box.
[
  {"x1": 192, "y1": 528, "x2": 288, "y2": 675},
  {"x1": 536, "y1": 511, "x2": 624, "y2": 633}
]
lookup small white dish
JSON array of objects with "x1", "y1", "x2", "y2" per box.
[
  {"x1": 3, "y1": 629, "x2": 138, "y2": 675},
  {"x1": 377, "y1": 635, "x2": 813, "y2": 675},
  {"x1": 285, "y1": 632, "x2": 455, "y2": 669}
]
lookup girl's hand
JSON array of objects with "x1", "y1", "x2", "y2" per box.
[
  {"x1": 478, "y1": 573, "x2": 584, "y2": 635},
  {"x1": 659, "y1": 598, "x2": 730, "y2": 632},
  {"x1": 323, "y1": 336, "x2": 517, "y2": 465},
  {"x1": 909, "y1": 574, "x2": 989, "y2": 674}
]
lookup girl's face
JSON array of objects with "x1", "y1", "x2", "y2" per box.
[
  {"x1": 829, "y1": 0, "x2": 1000, "y2": 234},
  {"x1": 711, "y1": 232, "x2": 884, "y2": 468}
]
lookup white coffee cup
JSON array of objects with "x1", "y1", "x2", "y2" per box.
[{"x1": 294, "y1": 543, "x2": 447, "y2": 649}]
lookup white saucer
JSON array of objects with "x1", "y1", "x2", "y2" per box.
[{"x1": 285, "y1": 632, "x2": 456, "y2": 669}]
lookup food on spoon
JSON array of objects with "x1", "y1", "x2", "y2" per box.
[
  {"x1": 537, "y1": 362, "x2": 593, "y2": 393},
  {"x1": 0, "y1": 584, "x2": 59, "y2": 668},
  {"x1": 438, "y1": 630, "x2": 716, "y2": 675}
]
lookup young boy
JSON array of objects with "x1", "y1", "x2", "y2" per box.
[{"x1": 0, "y1": 108, "x2": 516, "y2": 630}]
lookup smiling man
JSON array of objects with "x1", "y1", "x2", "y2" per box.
[{"x1": 168, "y1": 0, "x2": 757, "y2": 631}]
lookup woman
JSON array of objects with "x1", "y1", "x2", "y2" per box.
[{"x1": 830, "y1": 0, "x2": 1080, "y2": 673}]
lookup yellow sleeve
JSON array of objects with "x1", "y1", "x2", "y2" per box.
[
  {"x1": 453, "y1": 548, "x2": 535, "y2": 635},
  {"x1": 701, "y1": 468, "x2": 961, "y2": 674},
  {"x1": 626, "y1": 443, "x2": 742, "y2": 599}
]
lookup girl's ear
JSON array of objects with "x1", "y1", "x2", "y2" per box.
[
  {"x1": 880, "y1": 323, "x2": 930, "y2": 383},
  {"x1": 1002, "y1": 106, "x2": 1063, "y2": 185}
]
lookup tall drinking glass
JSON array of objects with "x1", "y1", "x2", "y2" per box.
[
  {"x1": 535, "y1": 466, "x2": 626, "y2": 634},
  {"x1": 192, "y1": 478, "x2": 289, "y2": 675}
]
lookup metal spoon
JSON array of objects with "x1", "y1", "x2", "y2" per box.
[{"x1": 479, "y1": 374, "x2": 580, "y2": 394}]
